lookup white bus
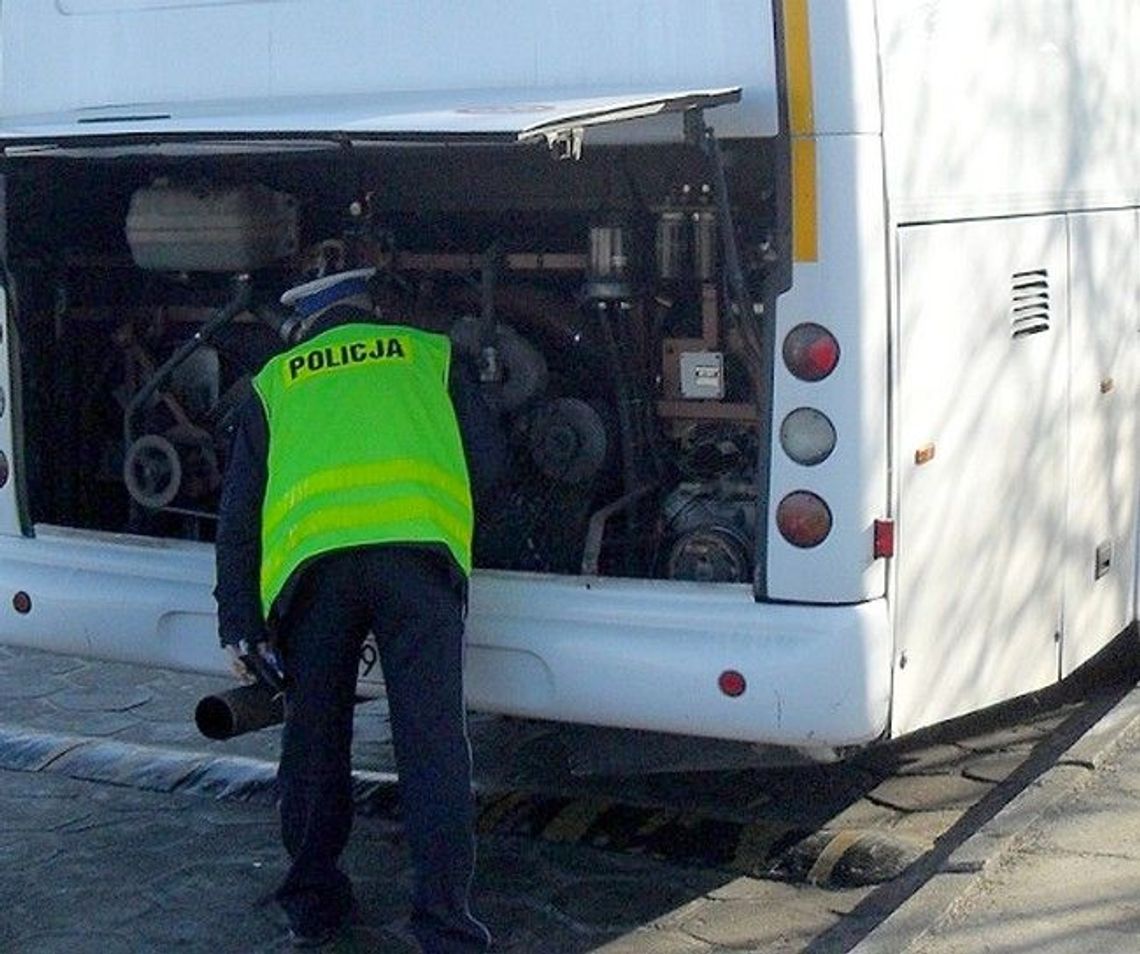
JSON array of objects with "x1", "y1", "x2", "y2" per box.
[{"x1": 0, "y1": 0, "x2": 1136, "y2": 756}]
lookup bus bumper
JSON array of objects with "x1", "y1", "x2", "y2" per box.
[
  {"x1": 465, "y1": 571, "x2": 892, "y2": 748},
  {"x1": 0, "y1": 533, "x2": 892, "y2": 748}
]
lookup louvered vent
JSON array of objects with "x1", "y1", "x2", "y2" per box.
[{"x1": 1010, "y1": 269, "x2": 1050, "y2": 338}]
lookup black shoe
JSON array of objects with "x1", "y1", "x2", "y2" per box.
[{"x1": 288, "y1": 900, "x2": 358, "y2": 949}]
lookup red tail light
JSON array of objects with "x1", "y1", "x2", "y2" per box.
[
  {"x1": 776, "y1": 491, "x2": 833, "y2": 548},
  {"x1": 783, "y1": 323, "x2": 839, "y2": 381}
]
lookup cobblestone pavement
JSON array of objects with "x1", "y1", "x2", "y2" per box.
[{"x1": 0, "y1": 642, "x2": 1135, "y2": 952}]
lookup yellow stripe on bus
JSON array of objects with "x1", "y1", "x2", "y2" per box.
[
  {"x1": 791, "y1": 138, "x2": 818, "y2": 262},
  {"x1": 782, "y1": 0, "x2": 818, "y2": 262}
]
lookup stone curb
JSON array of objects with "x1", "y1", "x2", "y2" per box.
[{"x1": 847, "y1": 683, "x2": 1140, "y2": 954}]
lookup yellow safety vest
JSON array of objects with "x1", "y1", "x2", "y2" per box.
[{"x1": 252, "y1": 322, "x2": 473, "y2": 618}]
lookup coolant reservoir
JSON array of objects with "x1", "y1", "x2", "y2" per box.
[{"x1": 125, "y1": 180, "x2": 299, "y2": 272}]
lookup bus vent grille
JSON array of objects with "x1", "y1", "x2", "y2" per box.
[{"x1": 1010, "y1": 269, "x2": 1050, "y2": 338}]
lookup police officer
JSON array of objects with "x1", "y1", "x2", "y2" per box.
[{"x1": 214, "y1": 267, "x2": 502, "y2": 951}]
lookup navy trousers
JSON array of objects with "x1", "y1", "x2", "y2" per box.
[{"x1": 273, "y1": 546, "x2": 490, "y2": 953}]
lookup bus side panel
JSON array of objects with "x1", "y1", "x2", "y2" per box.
[
  {"x1": 893, "y1": 217, "x2": 1067, "y2": 736},
  {"x1": 1062, "y1": 210, "x2": 1139, "y2": 675},
  {"x1": 876, "y1": 0, "x2": 1140, "y2": 222}
]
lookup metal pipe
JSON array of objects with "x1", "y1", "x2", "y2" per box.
[
  {"x1": 124, "y1": 274, "x2": 253, "y2": 449},
  {"x1": 195, "y1": 681, "x2": 370, "y2": 741},
  {"x1": 194, "y1": 682, "x2": 284, "y2": 740}
]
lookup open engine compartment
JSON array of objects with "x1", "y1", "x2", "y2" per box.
[{"x1": 3, "y1": 136, "x2": 780, "y2": 583}]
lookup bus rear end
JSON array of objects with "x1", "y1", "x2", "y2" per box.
[{"x1": 0, "y1": 0, "x2": 892, "y2": 750}]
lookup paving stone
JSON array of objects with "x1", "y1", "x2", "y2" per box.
[
  {"x1": 62, "y1": 659, "x2": 173, "y2": 690},
  {"x1": 676, "y1": 895, "x2": 840, "y2": 951},
  {"x1": 27, "y1": 707, "x2": 143, "y2": 736},
  {"x1": 825, "y1": 797, "x2": 903, "y2": 830},
  {"x1": 886, "y1": 743, "x2": 974, "y2": 777},
  {"x1": 132, "y1": 905, "x2": 284, "y2": 954},
  {"x1": 128, "y1": 688, "x2": 214, "y2": 723},
  {"x1": 884, "y1": 808, "x2": 962, "y2": 845},
  {"x1": 152, "y1": 858, "x2": 282, "y2": 916},
  {"x1": 471, "y1": 837, "x2": 564, "y2": 898},
  {"x1": 0, "y1": 695, "x2": 58, "y2": 724},
  {"x1": 0, "y1": 799, "x2": 92, "y2": 833},
  {"x1": 952, "y1": 715, "x2": 1067, "y2": 753},
  {"x1": 473, "y1": 894, "x2": 602, "y2": 953},
  {"x1": 56, "y1": 811, "x2": 196, "y2": 847},
  {"x1": 91, "y1": 786, "x2": 195, "y2": 814},
  {"x1": 818, "y1": 884, "x2": 879, "y2": 916},
  {"x1": 0, "y1": 647, "x2": 86, "y2": 676},
  {"x1": 592, "y1": 928, "x2": 715, "y2": 953},
  {"x1": 111, "y1": 718, "x2": 216, "y2": 748},
  {"x1": 960, "y1": 749, "x2": 1030, "y2": 784},
  {"x1": 7, "y1": 932, "x2": 151, "y2": 954},
  {"x1": 49, "y1": 685, "x2": 154, "y2": 713},
  {"x1": 13, "y1": 878, "x2": 161, "y2": 934},
  {"x1": 705, "y1": 875, "x2": 775, "y2": 901},
  {"x1": 866, "y1": 772, "x2": 993, "y2": 813},
  {"x1": 0, "y1": 673, "x2": 62, "y2": 699},
  {"x1": 351, "y1": 924, "x2": 420, "y2": 953},
  {"x1": 550, "y1": 876, "x2": 703, "y2": 930},
  {"x1": 0, "y1": 768, "x2": 90, "y2": 800},
  {"x1": 0, "y1": 831, "x2": 61, "y2": 867}
]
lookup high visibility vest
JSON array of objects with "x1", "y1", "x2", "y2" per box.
[{"x1": 252, "y1": 322, "x2": 473, "y2": 619}]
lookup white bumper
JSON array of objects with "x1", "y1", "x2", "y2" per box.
[
  {"x1": 465, "y1": 572, "x2": 892, "y2": 747},
  {"x1": 0, "y1": 531, "x2": 892, "y2": 748}
]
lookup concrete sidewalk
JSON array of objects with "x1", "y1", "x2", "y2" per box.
[{"x1": 851, "y1": 684, "x2": 1140, "y2": 953}]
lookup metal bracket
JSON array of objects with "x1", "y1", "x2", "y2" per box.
[
  {"x1": 542, "y1": 127, "x2": 584, "y2": 161},
  {"x1": 685, "y1": 108, "x2": 757, "y2": 325}
]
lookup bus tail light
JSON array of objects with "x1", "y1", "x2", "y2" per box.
[
  {"x1": 776, "y1": 491, "x2": 832, "y2": 548},
  {"x1": 780, "y1": 407, "x2": 836, "y2": 465},
  {"x1": 783, "y1": 323, "x2": 839, "y2": 381}
]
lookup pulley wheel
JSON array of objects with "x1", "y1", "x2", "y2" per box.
[
  {"x1": 123, "y1": 434, "x2": 182, "y2": 509},
  {"x1": 665, "y1": 526, "x2": 751, "y2": 583},
  {"x1": 527, "y1": 397, "x2": 608, "y2": 484}
]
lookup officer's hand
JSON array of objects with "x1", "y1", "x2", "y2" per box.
[
  {"x1": 225, "y1": 643, "x2": 258, "y2": 684},
  {"x1": 224, "y1": 640, "x2": 281, "y2": 687}
]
